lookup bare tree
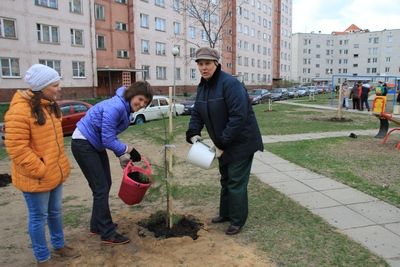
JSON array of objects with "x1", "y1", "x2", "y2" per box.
[{"x1": 177, "y1": 0, "x2": 234, "y2": 48}]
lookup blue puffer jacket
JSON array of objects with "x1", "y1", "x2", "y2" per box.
[
  {"x1": 77, "y1": 87, "x2": 131, "y2": 156},
  {"x1": 188, "y1": 65, "x2": 264, "y2": 165}
]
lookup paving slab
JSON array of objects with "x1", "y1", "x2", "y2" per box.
[
  {"x1": 270, "y1": 180, "x2": 314, "y2": 195},
  {"x1": 269, "y1": 162, "x2": 304, "y2": 172},
  {"x1": 321, "y1": 187, "x2": 378, "y2": 205},
  {"x1": 385, "y1": 222, "x2": 400, "y2": 236},
  {"x1": 289, "y1": 191, "x2": 341, "y2": 209},
  {"x1": 343, "y1": 225, "x2": 400, "y2": 259},
  {"x1": 254, "y1": 151, "x2": 288, "y2": 164},
  {"x1": 251, "y1": 162, "x2": 277, "y2": 174},
  {"x1": 253, "y1": 171, "x2": 294, "y2": 184},
  {"x1": 284, "y1": 170, "x2": 325, "y2": 181},
  {"x1": 311, "y1": 206, "x2": 375, "y2": 229},
  {"x1": 348, "y1": 201, "x2": 400, "y2": 224},
  {"x1": 300, "y1": 178, "x2": 349, "y2": 191}
]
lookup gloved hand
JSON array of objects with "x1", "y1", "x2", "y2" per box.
[
  {"x1": 129, "y1": 147, "x2": 141, "y2": 162},
  {"x1": 186, "y1": 129, "x2": 201, "y2": 144},
  {"x1": 119, "y1": 153, "x2": 130, "y2": 169},
  {"x1": 190, "y1": 135, "x2": 202, "y2": 144}
]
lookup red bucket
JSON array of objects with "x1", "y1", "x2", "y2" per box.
[{"x1": 118, "y1": 158, "x2": 152, "y2": 205}]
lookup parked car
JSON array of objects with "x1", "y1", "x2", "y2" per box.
[
  {"x1": 182, "y1": 94, "x2": 196, "y2": 115},
  {"x1": 248, "y1": 89, "x2": 271, "y2": 105},
  {"x1": 270, "y1": 88, "x2": 289, "y2": 101},
  {"x1": 287, "y1": 87, "x2": 299, "y2": 98},
  {"x1": 297, "y1": 87, "x2": 308, "y2": 97},
  {"x1": 130, "y1": 95, "x2": 185, "y2": 125},
  {"x1": 58, "y1": 100, "x2": 92, "y2": 135}
]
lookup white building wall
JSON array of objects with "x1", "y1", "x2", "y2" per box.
[
  {"x1": 0, "y1": 0, "x2": 97, "y2": 90},
  {"x1": 279, "y1": 0, "x2": 292, "y2": 81}
]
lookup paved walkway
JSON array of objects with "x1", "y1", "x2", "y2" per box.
[{"x1": 252, "y1": 130, "x2": 400, "y2": 266}]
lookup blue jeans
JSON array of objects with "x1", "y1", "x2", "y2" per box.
[{"x1": 23, "y1": 184, "x2": 64, "y2": 262}]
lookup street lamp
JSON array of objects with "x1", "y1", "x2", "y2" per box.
[{"x1": 171, "y1": 46, "x2": 180, "y2": 111}]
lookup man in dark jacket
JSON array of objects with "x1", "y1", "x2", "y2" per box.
[
  {"x1": 186, "y1": 47, "x2": 264, "y2": 235},
  {"x1": 360, "y1": 81, "x2": 371, "y2": 111}
]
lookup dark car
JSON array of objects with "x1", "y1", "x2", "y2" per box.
[
  {"x1": 181, "y1": 94, "x2": 196, "y2": 115},
  {"x1": 248, "y1": 89, "x2": 271, "y2": 105},
  {"x1": 58, "y1": 100, "x2": 92, "y2": 135},
  {"x1": 270, "y1": 88, "x2": 289, "y2": 101}
]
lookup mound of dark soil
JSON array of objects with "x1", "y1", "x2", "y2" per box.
[
  {"x1": 0, "y1": 174, "x2": 11, "y2": 187},
  {"x1": 138, "y1": 211, "x2": 202, "y2": 240}
]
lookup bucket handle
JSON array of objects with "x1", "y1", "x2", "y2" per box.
[{"x1": 124, "y1": 157, "x2": 153, "y2": 182}]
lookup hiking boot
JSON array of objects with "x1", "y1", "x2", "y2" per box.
[
  {"x1": 101, "y1": 232, "x2": 130, "y2": 245},
  {"x1": 53, "y1": 245, "x2": 81, "y2": 259},
  {"x1": 225, "y1": 225, "x2": 242, "y2": 235},
  {"x1": 211, "y1": 216, "x2": 230, "y2": 224}
]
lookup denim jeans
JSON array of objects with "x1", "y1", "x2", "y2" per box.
[
  {"x1": 71, "y1": 139, "x2": 116, "y2": 240},
  {"x1": 218, "y1": 155, "x2": 254, "y2": 227},
  {"x1": 23, "y1": 184, "x2": 64, "y2": 262}
]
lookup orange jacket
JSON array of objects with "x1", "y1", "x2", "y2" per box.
[{"x1": 4, "y1": 90, "x2": 70, "y2": 192}]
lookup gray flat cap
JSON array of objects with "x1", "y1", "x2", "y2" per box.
[{"x1": 194, "y1": 47, "x2": 220, "y2": 62}]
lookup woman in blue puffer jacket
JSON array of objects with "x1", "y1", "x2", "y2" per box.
[{"x1": 71, "y1": 81, "x2": 153, "y2": 245}]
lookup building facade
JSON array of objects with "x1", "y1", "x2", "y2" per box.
[
  {"x1": 291, "y1": 25, "x2": 400, "y2": 86},
  {"x1": 0, "y1": 0, "x2": 97, "y2": 101}
]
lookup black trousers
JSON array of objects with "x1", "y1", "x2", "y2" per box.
[
  {"x1": 360, "y1": 96, "x2": 370, "y2": 111},
  {"x1": 352, "y1": 98, "x2": 360, "y2": 110},
  {"x1": 218, "y1": 155, "x2": 254, "y2": 227},
  {"x1": 71, "y1": 139, "x2": 116, "y2": 239}
]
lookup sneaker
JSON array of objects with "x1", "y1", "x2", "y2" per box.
[
  {"x1": 53, "y1": 245, "x2": 81, "y2": 259},
  {"x1": 101, "y1": 232, "x2": 130, "y2": 245},
  {"x1": 225, "y1": 225, "x2": 242, "y2": 235},
  {"x1": 90, "y1": 223, "x2": 118, "y2": 236}
]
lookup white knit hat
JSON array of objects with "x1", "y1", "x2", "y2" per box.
[{"x1": 24, "y1": 64, "x2": 60, "y2": 91}]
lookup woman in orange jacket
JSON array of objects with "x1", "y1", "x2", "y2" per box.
[{"x1": 4, "y1": 64, "x2": 79, "y2": 266}]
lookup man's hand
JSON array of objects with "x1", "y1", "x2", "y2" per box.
[
  {"x1": 190, "y1": 135, "x2": 202, "y2": 144},
  {"x1": 213, "y1": 146, "x2": 223, "y2": 158}
]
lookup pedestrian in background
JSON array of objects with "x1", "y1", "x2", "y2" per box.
[
  {"x1": 186, "y1": 47, "x2": 264, "y2": 235},
  {"x1": 350, "y1": 81, "x2": 361, "y2": 110},
  {"x1": 341, "y1": 81, "x2": 350, "y2": 109},
  {"x1": 4, "y1": 64, "x2": 80, "y2": 266},
  {"x1": 360, "y1": 81, "x2": 371, "y2": 111},
  {"x1": 71, "y1": 81, "x2": 153, "y2": 245}
]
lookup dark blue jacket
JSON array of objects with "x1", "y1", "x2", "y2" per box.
[
  {"x1": 77, "y1": 86, "x2": 131, "y2": 156},
  {"x1": 188, "y1": 65, "x2": 264, "y2": 165}
]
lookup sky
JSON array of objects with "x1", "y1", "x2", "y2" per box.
[{"x1": 292, "y1": 0, "x2": 400, "y2": 34}]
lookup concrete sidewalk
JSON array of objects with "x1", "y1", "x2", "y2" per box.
[{"x1": 252, "y1": 130, "x2": 400, "y2": 266}]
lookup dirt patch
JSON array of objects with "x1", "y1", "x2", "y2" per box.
[
  {"x1": 0, "y1": 136, "x2": 274, "y2": 267},
  {"x1": 309, "y1": 116, "x2": 353, "y2": 122}
]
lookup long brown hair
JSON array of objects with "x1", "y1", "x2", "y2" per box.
[{"x1": 30, "y1": 91, "x2": 61, "y2": 125}]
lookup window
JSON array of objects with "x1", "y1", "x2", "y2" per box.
[
  {"x1": 189, "y1": 47, "x2": 196, "y2": 58},
  {"x1": 95, "y1": 4, "x2": 105, "y2": 20},
  {"x1": 141, "y1": 39, "x2": 149, "y2": 54},
  {"x1": 371, "y1": 68, "x2": 377, "y2": 73},
  {"x1": 156, "y1": 66, "x2": 166, "y2": 79},
  {"x1": 173, "y1": 0, "x2": 180, "y2": 11},
  {"x1": 155, "y1": 42, "x2": 166, "y2": 55},
  {"x1": 155, "y1": 17, "x2": 166, "y2": 31},
  {"x1": 189, "y1": 26, "x2": 195, "y2": 39},
  {"x1": 353, "y1": 64, "x2": 358, "y2": 67},
  {"x1": 175, "y1": 67, "x2": 181, "y2": 80},
  {"x1": 35, "y1": 0, "x2": 58, "y2": 9},
  {"x1": 354, "y1": 44, "x2": 359, "y2": 48},
  {"x1": 70, "y1": 29, "x2": 83, "y2": 46},
  {"x1": 142, "y1": 65, "x2": 150, "y2": 80},
  {"x1": 190, "y1": 68, "x2": 196, "y2": 80},
  {"x1": 0, "y1": 17, "x2": 16, "y2": 38},
  {"x1": 72, "y1": 61, "x2": 85, "y2": 77},
  {"x1": 115, "y1": 0, "x2": 127, "y2": 4},
  {"x1": 96, "y1": 35, "x2": 105, "y2": 49},
  {"x1": 39, "y1": 59, "x2": 61, "y2": 75},
  {"x1": 353, "y1": 54, "x2": 358, "y2": 58},
  {"x1": 0, "y1": 57, "x2": 20, "y2": 77},
  {"x1": 386, "y1": 57, "x2": 391, "y2": 62},
  {"x1": 155, "y1": 0, "x2": 165, "y2": 7},
  {"x1": 37, "y1": 23, "x2": 59, "y2": 43},
  {"x1": 115, "y1": 22, "x2": 127, "y2": 31},
  {"x1": 140, "y1": 14, "x2": 149, "y2": 28},
  {"x1": 69, "y1": 0, "x2": 82, "y2": 13},
  {"x1": 385, "y1": 67, "x2": 390, "y2": 72},
  {"x1": 173, "y1": 22, "x2": 181, "y2": 35},
  {"x1": 117, "y1": 50, "x2": 129, "y2": 58}
]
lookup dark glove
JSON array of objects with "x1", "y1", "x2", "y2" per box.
[
  {"x1": 129, "y1": 147, "x2": 141, "y2": 162},
  {"x1": 186, "y1": 129, "x2": 201, "y2": 144}
]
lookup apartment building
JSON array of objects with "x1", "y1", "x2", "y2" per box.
[
  {"x1": 0, "y1": 0, "x2": 97, "y2": 101},
  {"x1": 291, "y1": 25, "x2": 400, "y2": 86}
]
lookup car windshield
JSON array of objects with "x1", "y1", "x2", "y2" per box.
[{"x1": 251, "y1": 90, "x2": 263, "y2": 95}]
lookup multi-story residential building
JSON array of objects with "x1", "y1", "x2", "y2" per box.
[
  {"x1": 291, "y1": 25, "x2": 400, "y2": 86},
  {"x1": 0, "y1": 0, "x2": 97, "y2": 101},
  {"x1": 0, "y1": 0, "x2": 291, "y2": 101}
]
